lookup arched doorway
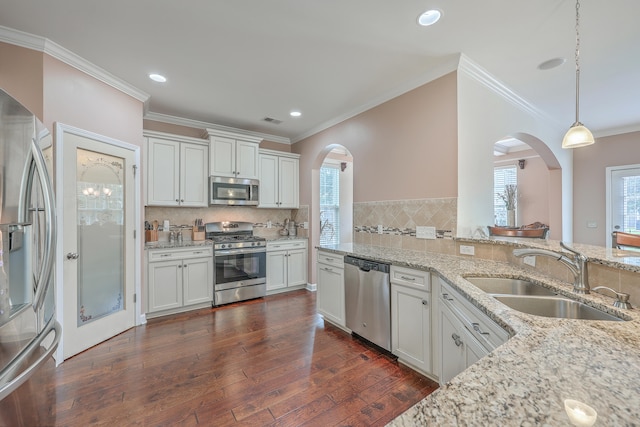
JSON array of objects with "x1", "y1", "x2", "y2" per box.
[{"x1": 493, "y1": 133, "x2": 562, "y2": 239}]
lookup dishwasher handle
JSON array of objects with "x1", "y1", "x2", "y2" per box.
[{"x1": 344, "y1": 256, "x2": 390, "y2": 273}]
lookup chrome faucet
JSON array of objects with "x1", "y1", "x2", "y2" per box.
[{"x1": 513, "y1": 242, "x2": 590, "y2": 294}]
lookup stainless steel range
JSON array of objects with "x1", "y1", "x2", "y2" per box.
[{"x1": 205, "y1": 221, "x2": 266, "y2": 306}]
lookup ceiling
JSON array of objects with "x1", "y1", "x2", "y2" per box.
[{"x1": 1, "y1": 0, "x2": 639, "y2": 143}]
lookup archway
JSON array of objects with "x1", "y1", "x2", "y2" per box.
[{"x1": 493, "y1": 133, "x2": 562, "y2": 239}]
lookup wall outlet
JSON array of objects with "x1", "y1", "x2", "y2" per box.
[
  {"x1": 459, "y1": 245, "x2": 475, "y2": 256},
  {"x1": 523, "y1": 256, "x2": 536, "y2": 267},
  {"x1": 587, "y1": 221, "x2": 597, "y2": 228},
  {"x1": 416, "y1": 226, "x2": 436, "y2": 239},
  {"x1": 303, "y1": 221, "x2": 309, "y2": 229},
  {"x1": 377, "y1": 224, "x2": 383, "y2": 234}
]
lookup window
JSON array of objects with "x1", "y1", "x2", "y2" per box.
[
  {"x1": 494, "y1": 166, "x2": 517, "y2": 226},
  {"x1": 320, "y1": 164, "x2": 340, "y2": 246},
  {"x1": 609, "y1": 166, "x2": 640, "y2": 234}
]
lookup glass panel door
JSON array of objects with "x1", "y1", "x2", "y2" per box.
[{"x1": 76, "y1": 149, "x2": 125, "y2": 325}]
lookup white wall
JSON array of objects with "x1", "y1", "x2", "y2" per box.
[{"x1": 456, "y1": 55, "x2": 573, "y2": 240}]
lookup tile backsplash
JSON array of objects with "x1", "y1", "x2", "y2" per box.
[
  {"x1": 353, "y1": 198, "x2": 457, "y2": 253},
  {"x1": 145, "y1": 205, "x2": 309, "y2": 240}
]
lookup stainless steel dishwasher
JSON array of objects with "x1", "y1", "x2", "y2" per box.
[{"x1": 344, "y1": 256, "x2": 391, "y2": 351}]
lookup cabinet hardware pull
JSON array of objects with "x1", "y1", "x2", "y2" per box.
[
  {"x1": 400, "y1": 275, "x2": 415, "y2": 281},
  {"x1": 178, "y1": 265, "x2": 182, "y2": 268},
  {"x1": 421, "y1": 300, "x2": 428, "y2": 306},
  {"x1": 472, "y1": 323, "x2": 490, "y2": 336},
  {"x1": 324, "y1": 267, "x2": 333, "y2": 272},
  {"x1": 442, "y1": 293, "x2": 454, "y2": 302},
  {"x1": 452, "y1": 333, "x2": 463, "y2": 347},
  {"x1": 325, "y1": 257, "x2": 333, "y2": 261},
  {"x1": 176, "y1": 199, "x2": 179, "y2": 202},
  {"x1": 181, "y1": 199, "x2": 184, "y2": 202},
  {"x1": 183, "y1": 264, "x2": 188, "y2": 268},
  {"x1": 160, "y1": 254, "x2": 171, "y2": 257},
  {"x1": 194, "y1": 251, "x2": 203, "y2": 254}
]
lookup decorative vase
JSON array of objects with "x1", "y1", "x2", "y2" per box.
[{"x1": 507, "y1": 209, "x2": 516, "y2": 228}]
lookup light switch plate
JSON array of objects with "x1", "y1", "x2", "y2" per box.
[
  {"x1": 459, "y1": 245, "x2": 475, "y2": 256},
  {"x1": 416, "y1": 226, "x2": 436, "y2": 239},
  {"x1": 303, "y1": 222, "x2": 309, "y2": 229},
  {"x1": 377, "y1": 224, "x2": 383, "y2": 234}
]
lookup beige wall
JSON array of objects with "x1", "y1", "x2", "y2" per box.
[
  {"x1": 292, "y1": 72, "x2": 458, "y2": 284},
  {"x1": 573, "y1": 131, "x2": 640, "y2": 246},
  {"x1": 494, "y1": 150, "x2": 550, "y2": 227},
  {"x1": 0, "y1": 42, "x2": 45, "y2": 118},
  {"x1": 294, "y1": 71, "x2": 458, "y2": 204}
]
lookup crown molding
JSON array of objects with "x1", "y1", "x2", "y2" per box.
[
  {"x1": 593, "y1": 123, "x2": 640, "y2": 139},
  {"x1": 291, "y1": 56, "x2": 460, "y2": 144},
  {"x1": 457, "y1": 54, "x2": 564, "y2": 132},
  {"x1": 0, "y1": 25, "x2": 149, "y2": 104},
  {"x1": 144, "y1": 111, "x2": 291, "y2": 145}
]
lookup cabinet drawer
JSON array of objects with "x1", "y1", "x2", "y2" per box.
[
  {"x1": 439, "y1": 279, "x2": 509, "y2": 351},
  {"x1": 317, "y1": 251, "x2": 343, "y2": 268},
  {"x1": 148, "y1": 247, "x2": 213, "y2": 262},
  {"x1": 267, "y1": 239, "x2": 307, "y2": 252},
  {"x1": 390, "y1": 266, "x2": 430, "y2": 291}
]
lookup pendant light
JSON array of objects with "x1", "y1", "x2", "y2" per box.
[{"x1": 562, "y1": 0, "x2": 594, "y2": 149}]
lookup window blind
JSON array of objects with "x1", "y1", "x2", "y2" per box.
[
  {"x1": 494, "y1": 166, "x2": 517, "y2": 226},
  {"x1": 320, "y1": 164, "x2": 340, "y2": 246}
]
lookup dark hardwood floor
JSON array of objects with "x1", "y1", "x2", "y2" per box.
[{"x1": 0, "y1": 290, "x2": 438, "y2": 426}]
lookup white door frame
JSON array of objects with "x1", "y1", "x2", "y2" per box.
[
  {"x1": 54, "y1": 123, "x2": 142, "y2": 363},
  {"x1": 605, "y1": 163, "x2": 640, "y2": 248}
]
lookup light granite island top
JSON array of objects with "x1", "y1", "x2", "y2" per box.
[{"x1": 317, "y1": 243, "x2": 640, "y2": 426}]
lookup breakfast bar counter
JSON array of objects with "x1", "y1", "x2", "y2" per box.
[{"x1": 317, "y1": 243, "x2": 640, "y2": 426}]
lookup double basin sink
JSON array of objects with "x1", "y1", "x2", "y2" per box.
[{"x1": 464, "y1": 277, "x2": 624, "y2": 322}]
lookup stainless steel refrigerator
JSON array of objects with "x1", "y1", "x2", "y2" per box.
[{"x1": 0, "y1": 88, "x2": 60, "y2": 400}]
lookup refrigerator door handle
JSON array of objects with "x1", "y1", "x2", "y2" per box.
[
  {"x1": 29, "y1": 139, "x2": 57, "y2": 312},
  {"x1": 0, "y1": 316, "x2": 61, "y2": 401}
]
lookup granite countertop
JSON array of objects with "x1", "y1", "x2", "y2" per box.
[
  {"x1": 144, "y1": 240, "x2": 213, "y2": 250},
  {"x1": 317, "y1": 243, "x2": 640, "y2": 426}
]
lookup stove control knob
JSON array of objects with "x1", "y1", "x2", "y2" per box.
[
  {"x1": 251, "y1": 242, "x2": 256, "y2": 246},
  {"x1": 220, "y1": 244, "x2": 226, "y2": 249}
]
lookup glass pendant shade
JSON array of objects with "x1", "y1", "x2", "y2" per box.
[{"x1": 562, "y1": 123, "x2": 595, "y2": 148}]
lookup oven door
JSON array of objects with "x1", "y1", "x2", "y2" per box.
[{"x1": 214, "y1": 247, "x2": 266, "y2": 291}]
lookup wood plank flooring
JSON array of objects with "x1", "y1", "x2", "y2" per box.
[{"x1": 0, "y1": 290, "x2": 438, "y2": 426}]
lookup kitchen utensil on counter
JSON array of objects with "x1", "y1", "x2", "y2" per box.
[
  {"x1": 288, "y1": 220, "x2": 297, "y2": 236},
  {"x1": 152, "y1": 220, "x2": 159, "y2": 231}
]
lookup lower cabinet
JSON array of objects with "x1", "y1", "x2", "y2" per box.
[
  {"x1": 146, "y1": 246, "x2": 213, "y2": 317},
  {"x1": 316, "y1": 250, "x2": 346, "y2": 328},
  {"x1": 437, "y1": 276, "x2": 509, "y2": 385},
  {"x1": 266, "y1": 239, "x2": 307, "y2": 292},
  {"x1": 391, "y1": 266, "x2": 432, "y2": 377},
  {"x1": 438, "y1": 299, "x2": 487, "y2": 384}
]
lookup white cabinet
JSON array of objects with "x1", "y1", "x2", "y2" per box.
[
  {"x1": 259, "y1": 150, "x2": 300, "y2": 209},
  {"x1": 316, "y1": 250, "x2": 346, "y2": 328},
  {"x1": 437, "y1": 277, "x2": 509, "y2": 384},
  {"x1": 390, "y1": 266, "x2": 432, "y2": 377},
  {"x1": 266, "y1": 239, "x2": 307, "y2": 292},
  {"x1": 207, "y1": 129, "x2": 263, "y2": 179},
  {"x1": 146, "y1": 246, "x2": 213, "y2": 317},
  {"x1": 145, "y1": 132, "x2": 208, "y2": 207}
]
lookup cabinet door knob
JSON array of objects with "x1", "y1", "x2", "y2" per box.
[
  {"x1": 178, "y1": 265, "x2": 182, "y2": 268},
  {"x1": 451, "y1": 333, "x2": 463, "y2": 347},
  {"x1": 421, "y1": 300, "x2": 428, "y2": 306},
  {"x1": 176, "y1": 199, "x2": 180, "y2": 202},
  {"x1": 181, "y1": 199, "x2": 184, "y2": 202},
  {"x1": 66, "y1": 252, "x2": 79, "y2": 260}
]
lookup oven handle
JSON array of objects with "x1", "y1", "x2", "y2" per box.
[{"x1": 215, "y1": 247, "x2": 266, "y2": 256}]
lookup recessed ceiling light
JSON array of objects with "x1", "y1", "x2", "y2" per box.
[
  {"x1": 149, "y1": 73, "x2": 167, "y2": 83},
  {"x1": 537, "y1": 58, "x2": 566, "y2": 70},
  {"x1": 417, "y1": 10, "x2": 442, "y2": 27},
  {"x1": 290, "y1": 111, "x2": 302, "y2": 117}
]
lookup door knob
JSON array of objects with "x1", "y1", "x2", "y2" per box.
[{"x1": 66, "y1": 252, "x2": 79, "y2": 260}]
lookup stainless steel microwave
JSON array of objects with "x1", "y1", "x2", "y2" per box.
[{"x1": 209, "y1": 176, "x2": 259, "y2": 206}]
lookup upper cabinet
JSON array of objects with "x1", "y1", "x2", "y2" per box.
[
  {"x1": 259, "y1": 149, "x2": 299, "y2": 209},
  {"x1": 206, "y1": 129, "x2": 263, "y2": 180},
  {"x1": 145, "y1": 131, "x2": 209, "y2": 207}
]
